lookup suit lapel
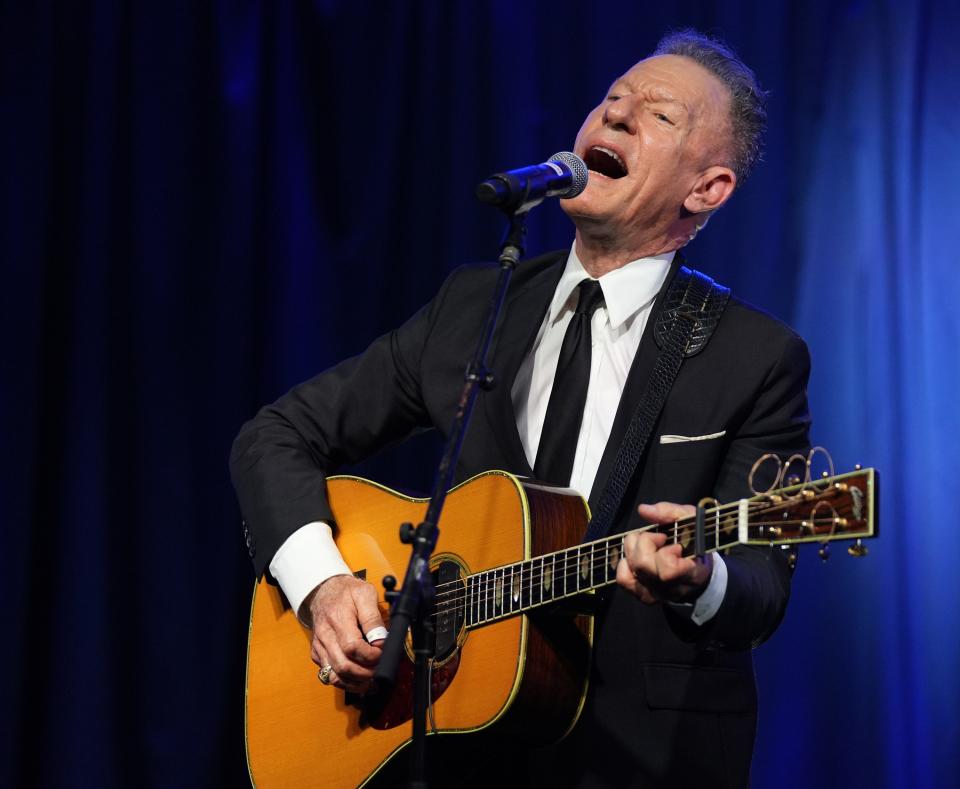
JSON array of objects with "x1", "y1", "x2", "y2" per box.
[
  {"x1": 588, "y1": 253, "x2": 686, "y2": 506},
  {"x1": 483, "y1": 251, "x2": 567, "y2": 476}
]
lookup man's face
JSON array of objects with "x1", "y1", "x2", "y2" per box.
[{"x1": 562, "y1": 54, "x2": 733, "y2": 238}]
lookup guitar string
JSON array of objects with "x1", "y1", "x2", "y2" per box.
[
  {"x1": 420, "y1": 484, "x2": 863, "y2": 628},
  {"x1": 430, "y1": 509, "x2": 850, "y2": 612},
  {"x1": 431, "y1": 532, "x2": 753, "y2": 620},
  {"x1": 427, "y1": 501, "x2": 742, "y2": 598},
  {"x1": 432, "y1": 521, "x2": 872, "y2": 627},
  {"x1": 429, "y1": 537, "x2": 752, "y2": 627},
  {"x1": 385, "y1": 484, "x2": 854, "y2": 627},
  {"x1": 427, "y1": 511, "x2": 857, "y2": 619},
  {"x1": 427, "y1": 484, "x2": 849, "y2": 600}
]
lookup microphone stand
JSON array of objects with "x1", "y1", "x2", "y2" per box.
[{"x1": 373, "y1": 208, "x2": 529, "y2": 788}]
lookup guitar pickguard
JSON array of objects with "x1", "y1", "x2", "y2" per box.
[{"x1": 361, "y1": 556, "x2": 468, "y2": 730}]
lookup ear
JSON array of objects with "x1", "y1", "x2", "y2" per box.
[{"x1": 683, "y1": 165, "x2": 737, "y2": 214}]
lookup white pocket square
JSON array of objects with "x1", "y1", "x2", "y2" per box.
[{"x1": 659, "y1": 430, "x2": 726, "y2": 444}]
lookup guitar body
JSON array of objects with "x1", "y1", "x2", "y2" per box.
[{"x1": 245, "y1": 471, "x2": 593, "y2": 788}]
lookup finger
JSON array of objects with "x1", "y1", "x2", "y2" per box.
[
  {"x1": 326, "y1": 667, "x2": 371, "y2": 695},
  {"x1": 654, "y1": 548, "x2": 697, "y2": 583},
  {"x1": 352, "y1": 585, "x2": 386, "y2": 635},
  {"x1": 312, "y1": 645, "x2": 371, "y2": 694},
  {"x1": 616, "y1": 557, "x2": 657, "y2": 604},
  {"x1": 624, "y1": 531, "x2": 668, "y2": 577},
  {"x1": 637, "y1": 501, "x2": 697, "y2": 523},
  {"x1": 363, "y1": 625, "x2": 389, "y2": 647},
  {"x1": 343, "y1": 634, "x2": 384, "y2": 667},
  {"x1": 321, "y1": 636, "x2": 377, "y2": 685},
  {"x1": 348, "y1": 585, "x2": 388, "y2": 663},
  {"x1": 322, "y1": 602, "x2": 382, "y2": 667}
]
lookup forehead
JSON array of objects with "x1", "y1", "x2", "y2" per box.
[{"x1": 613, "y1": 54, "x2": 730, "y2": 113}]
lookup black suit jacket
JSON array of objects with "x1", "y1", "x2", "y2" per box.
[{"x1": 230, "y1": 250, "x2": 811, "y2": 788}]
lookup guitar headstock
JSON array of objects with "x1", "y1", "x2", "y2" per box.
[{"x1": 737, "y1": 466, "x2": 879, "y2": 554}]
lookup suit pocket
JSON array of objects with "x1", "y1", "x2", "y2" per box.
[
  {"x1": 643, "y1": 663, "x2": 757, "y2": 713},
  {"x1": 655, "y1": 434, "x2": 727, "y2": 462}
]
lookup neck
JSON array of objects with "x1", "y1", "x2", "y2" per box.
[{"x1": 573, "y1": 225, "x2": 689, "y2": 277}]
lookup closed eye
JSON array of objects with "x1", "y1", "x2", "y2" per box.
[{"x1": 654, "y1": 112, "x2": 674, "y2": 125}]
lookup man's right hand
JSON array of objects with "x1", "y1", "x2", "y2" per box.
[{"x1": 305, "y1": 574, "x2": 387, "y2": 694}]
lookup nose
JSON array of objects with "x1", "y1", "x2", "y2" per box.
[{"x1": 603, "y1": 96, "x2": 637, "y2": 134}]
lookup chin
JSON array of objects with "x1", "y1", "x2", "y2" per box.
[{"x1": 561, "y1": 186, "x2": 612, "y2": 224}]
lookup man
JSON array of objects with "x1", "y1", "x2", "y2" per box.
[{"x1": 231, "y1": 29, "x2": 810, "y2": 787}]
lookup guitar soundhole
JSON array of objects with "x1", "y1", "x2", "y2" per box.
[
  {"x1": 433, "y1": 560, "x2": 466, "y2": 663},
  {"x1": 359, "y1": 559, "x2": 466, "y2": 731},
  {"x1": 432, "y1": 560, "x2": 466, "y2": 663}
]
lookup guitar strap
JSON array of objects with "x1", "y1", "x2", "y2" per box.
[{"x1": 581, "y1": 265, "x2": 731, "y2": 543}]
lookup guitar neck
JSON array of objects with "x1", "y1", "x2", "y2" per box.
[
  {"x1": 454, "y1": 467, "x2": 876, "y2": 630},
  {"x1": 459, "y1": 512, "x2": 744, "y2": 629}
]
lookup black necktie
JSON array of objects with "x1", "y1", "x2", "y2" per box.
[{"x1": 534, "y1": 278, "x2": 606, "y2": 485}]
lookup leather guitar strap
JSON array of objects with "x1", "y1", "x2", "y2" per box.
[{"x1": 582, "y1": 266, "x2": 731, "y2": 543}]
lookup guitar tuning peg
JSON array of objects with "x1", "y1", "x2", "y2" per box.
[
  {"x1": 847, "y1": 539, "x2": 869, "y2": 558},
  {"x1": 818, "y1": 544, "x2": 830, "y2": 562}
]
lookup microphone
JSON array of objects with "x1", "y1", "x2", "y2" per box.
[{"x1": 476, "y1": 151, "x2": 588, "y2": 213}]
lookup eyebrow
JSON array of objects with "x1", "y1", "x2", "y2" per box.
[{"x1": 608, "y1": 81, "x2": 689, "y2": 112}]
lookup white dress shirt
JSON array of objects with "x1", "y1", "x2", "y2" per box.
[{"x1": 271, "y1": 245, "x2": 727, "y2": 624}]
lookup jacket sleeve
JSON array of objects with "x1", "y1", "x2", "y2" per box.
[
  {"x1": 672, "y1": 332, "x2": 812, "y2": 650},
  {"x1": 229, "y1": 269, "x2": 461, "y2": 578}
]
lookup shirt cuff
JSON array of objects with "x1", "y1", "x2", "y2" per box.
[
  {"x1": 666, "y1": 553, "x2": 728, "y2": 626},
  {"x1": 268, "y1": 521, "x2": 352, "y2": 621}
]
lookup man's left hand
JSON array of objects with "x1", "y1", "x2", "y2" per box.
[{"x1": 617, "y1": 502, "x2": 713, "y2": 604}]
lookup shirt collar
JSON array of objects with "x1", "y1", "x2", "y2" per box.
[{"x1": 547, "y1": 244, "x2": 675, "y2": 331}]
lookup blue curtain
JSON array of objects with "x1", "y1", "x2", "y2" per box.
[
  {"x1": 2, "y1": 1, "x2": 956, "y2": 786},
  {"x1": 763, "y1": 2, "x2": 960, "y2": 786}
]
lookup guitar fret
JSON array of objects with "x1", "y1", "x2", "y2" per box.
[
  {"x1": 503, "y1": 565, "x2": 512, "y2": 613},
  {"x1": 529, "y1": 559, "x2": 537, "y2": 608},
  {"x1": 554, "y1": 551, "x2": 564, "y2": 599},
  {"x1": 472, "y1": 573, "x2": 478, "y2": 626},
  {"x1": 591, "y1": 540, "x2": 604, "y2": 588},
  {"x1": 470, "y1": 572, "x2": 478, "y2": 626},
  {"x1": 514, "y1": 563, "x2": 521, "y2": 612},
  {"x1": 532, "y1": 556, "x2": 543, "y2": 607},
  {"x1": 476, "y1": 571, "x2": 482, "y2": 624},
  {"x1": 453, "y1": 468, "x2": 872, "y2": 633},
  {"x1": 543, "y1": 555, "x2": 557, "y2": 600},
  {"x1": 467, "y1": 574, "x2": 474, "y2": 627},
  {"x1": 520, "y1": 560, "x2": 529, "y2": 610},
  {"x1": 560, "y1": 548, "x2": 571, "y2": 597},
  {"x1": 483, "y1": 570, "x2": 491, "y2": 624}
]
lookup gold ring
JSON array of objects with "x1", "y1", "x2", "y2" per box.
[{"x1": 317, "y1": 664, "x2": 333, "y2": 685}]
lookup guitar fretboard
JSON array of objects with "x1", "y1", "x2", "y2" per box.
[{"x1": 459, "y1": 518, "x2": 731, "y2": 629}]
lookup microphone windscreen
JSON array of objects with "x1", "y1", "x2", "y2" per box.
[{"x1": 548, "y1": 151, "x2": 589, "y2": 198}]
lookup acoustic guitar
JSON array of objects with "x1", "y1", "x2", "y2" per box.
[{"x1": 245, "y1": 466, "x2": 877, "y2": 787}]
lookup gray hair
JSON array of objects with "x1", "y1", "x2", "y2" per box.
[{"x1": 653, "y1": 29, "x2": 768, "y2": 187}]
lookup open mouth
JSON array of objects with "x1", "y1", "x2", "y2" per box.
[{"x1": 585, "y1": 146, "x2": 628, "y2": 179}]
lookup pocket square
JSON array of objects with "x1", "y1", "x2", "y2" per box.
[{"x1": 659, "y1": 430, "x2": 726, "y2": 444}]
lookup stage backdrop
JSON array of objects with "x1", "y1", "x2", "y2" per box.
[{"x1": 2, "y1": 1, "x2": 957, "y2": 786}]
